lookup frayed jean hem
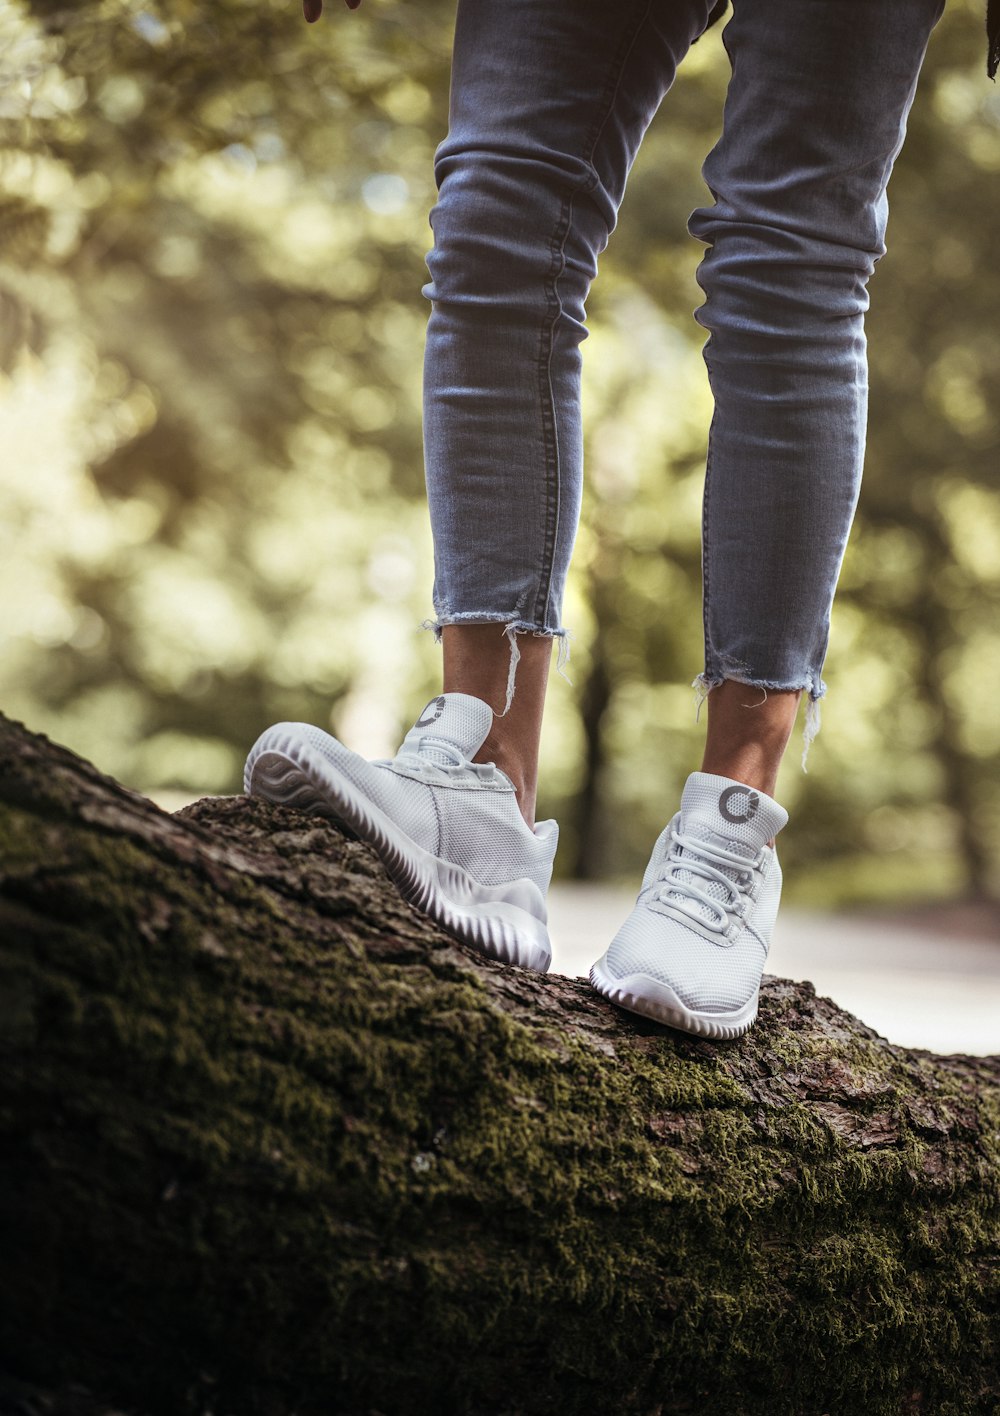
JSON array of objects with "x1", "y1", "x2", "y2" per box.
[
  {"x1": 692, "y1": 668, "x2": 825, "y2": 772},
  {"x1": 420, "y1": 614, "x2": 573, "y2": 716}
]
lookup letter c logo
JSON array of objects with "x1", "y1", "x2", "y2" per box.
[
  {"x1": 415, "y1": 696, "x2": 446, "y2": 728},
  {"x1": 719, "y1": 786, "x2": 760, "y2": 824}
]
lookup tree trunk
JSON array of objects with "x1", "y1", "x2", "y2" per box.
[
  {"x1": 570, "y1": 576, "x2": 613, "y2": 881},
  {"x1": 0, "y1": 713, "x2": 997, "y2": 1416}
]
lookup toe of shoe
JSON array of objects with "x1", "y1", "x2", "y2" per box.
[{"x1": 598, "y1": 911, "x2": 761, "y2": 1016}]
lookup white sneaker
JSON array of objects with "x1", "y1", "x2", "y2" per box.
[
  {"x1": 589, "y1": 772, "x2": 788, "y2": 1039},
  {"x1": 244, "y1": 692, "x2": 558, "y2": 973}
]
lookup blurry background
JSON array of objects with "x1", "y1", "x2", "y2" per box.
[{"x1": 1, "y1": 0, "x2": 997, "y2": 1043}]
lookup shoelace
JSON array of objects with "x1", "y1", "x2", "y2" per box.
[
  {"x1": 385, "y1": 736, "x2": 480, "y2": 780},
  {"x1": 652, "y1": 826, "x2": 763, "y2": 935}
]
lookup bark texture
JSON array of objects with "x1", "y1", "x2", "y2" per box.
[{"x1": 0, "y1": 713, "x2": 998, "y2": 1416}]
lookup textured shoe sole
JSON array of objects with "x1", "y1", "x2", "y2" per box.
[
  {"x1": 245, "y1": 728, "x2": 552, "y2": 974},
  {"x1": 588, "y1": 959, "x2": 758, "y2": 1040}
]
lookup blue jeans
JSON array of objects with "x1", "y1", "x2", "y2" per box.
[{"x1": 421, "y1": 0, "x2": 945, "y2": 737}]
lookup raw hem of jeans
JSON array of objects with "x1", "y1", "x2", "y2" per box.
[
  {"x1": 420, "y1": 615, "x2": 573, "y2": 716},
  {"x1": 692, "y1": 668, "x2": 826, "y2": 773}
]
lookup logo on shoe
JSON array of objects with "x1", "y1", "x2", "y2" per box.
[
  {"x1": 415, "y1": 695, "x2": 446, "y2": 728},
  {"x1": 719, "y1": 786, "x2": 760, "y2": 824}
]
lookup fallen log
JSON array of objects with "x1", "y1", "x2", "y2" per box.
[{"x1": 0, "y1": 713, "x2": 997, "y2": 1416}]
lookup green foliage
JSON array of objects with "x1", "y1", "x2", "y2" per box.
[{"x1": 0, "y1": 0, "x2": 996, "y2": 902}]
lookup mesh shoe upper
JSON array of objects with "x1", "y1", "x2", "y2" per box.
[
  {"x1": 602, "y1": 772, "x2": 787, "y2": 1014},
  {"x1": 296, "y1": 693, "x2": 558, "y2": 895}
]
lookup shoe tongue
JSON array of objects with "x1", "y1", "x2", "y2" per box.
[
  {"x1": 401, "y1": 692, "x2": 493, "y2": 765},
  {"x1": 660, "y1": 772, "x2": 788, "y2": 927},
  {"x1": 680, "y1": 772, "x2": 788, "y2": 853}
]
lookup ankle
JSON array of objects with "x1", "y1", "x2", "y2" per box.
[
  {"x1": 477, "y1": 735, "x2": 536, "y2": 829},
  {"x1": 700, "y1": 752, "x2": 782, "y2": 801},
  {"x1": 700, "y1": 681, "x2": 802, "y2": 799},
  {"x1": 441, "y1": 623, "x2": 550, "y2": 833}
]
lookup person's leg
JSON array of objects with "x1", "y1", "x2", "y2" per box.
[
  {"x1": 423, "y1": 0, "x2": 720, "y2": 826},
  {"x1": 591, "y1": 0, "x2": 946, "y2": 1037},
  {"x1": 690, "y1": 0, "x2": 945, "y2": 755},
  {"x1": 247, "y1": 0, "x2": 718, "y2": 972}
]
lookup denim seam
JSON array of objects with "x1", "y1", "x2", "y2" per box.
[
  {"x1": 530, "y1": 0, "x2": 655, "y2": 631},
  {"x1": 532, "y1": 194, "x2": 571, "y2": 629},
  {"x1": 695, "y1": 667, "x2": 826, "y2": 699},
  {"x1": 422, "y1": 612, "x2": 567, "y2": 638},
  {"x1": 581, "y1": 0, "x2": 655, "y2": 169},
  {"x1": 701, "y1": 382, "x2": 716, "y2": 678}
]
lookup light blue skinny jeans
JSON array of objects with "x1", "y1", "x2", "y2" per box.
[{"x1": 420, "y1": 0, "x2": 945, "y2": 742}]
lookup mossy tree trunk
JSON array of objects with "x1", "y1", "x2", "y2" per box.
[{"x1": 0, "y1": 713, "x2": 998, "y2": 1416}]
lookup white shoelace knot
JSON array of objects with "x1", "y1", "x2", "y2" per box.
[{"x1": 653, "y1": 825, "x2": 764, "y2": 936}]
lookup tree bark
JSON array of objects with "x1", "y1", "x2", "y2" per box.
[{"x1": 0, "y1": 713, "x2": 997, "y2": 1416}]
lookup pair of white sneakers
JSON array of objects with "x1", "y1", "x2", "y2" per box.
[{"x1": 244, "y1": 692, "x2": 788, "y2": 1040}]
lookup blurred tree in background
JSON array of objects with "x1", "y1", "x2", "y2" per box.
[{"x1": 1, "y1": 0, "x2": 997, "y2": 909}]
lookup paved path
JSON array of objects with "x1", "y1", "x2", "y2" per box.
[{"x1": 548, "y1": 883, "x2": 1000, "y2": 1056}]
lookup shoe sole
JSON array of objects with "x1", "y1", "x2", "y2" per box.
[
  {"x1": 245, "y1": 727, "x2": 552, "y2": 974},
  {"x1": 588, "y1": 959, "x2": 758, "y2": 1040}
]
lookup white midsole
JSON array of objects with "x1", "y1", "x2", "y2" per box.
[{"x1": 589, "y1": 958, "x2": 759, "y2": 1039}]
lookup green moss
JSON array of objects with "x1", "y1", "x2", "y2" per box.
[{"x1": 1, "y1": 790, "x2": 998, "y2": 1416}]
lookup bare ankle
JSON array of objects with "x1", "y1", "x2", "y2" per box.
[
  {"x1": 441, "y1": 622, "x2": 550, "y2": 832},
  {"x1": 477, "y1": 736, "x2": 536, "y2": 827},
  {"x1": 700, "y1": 679, "x2": 802, "y2": 798}
]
